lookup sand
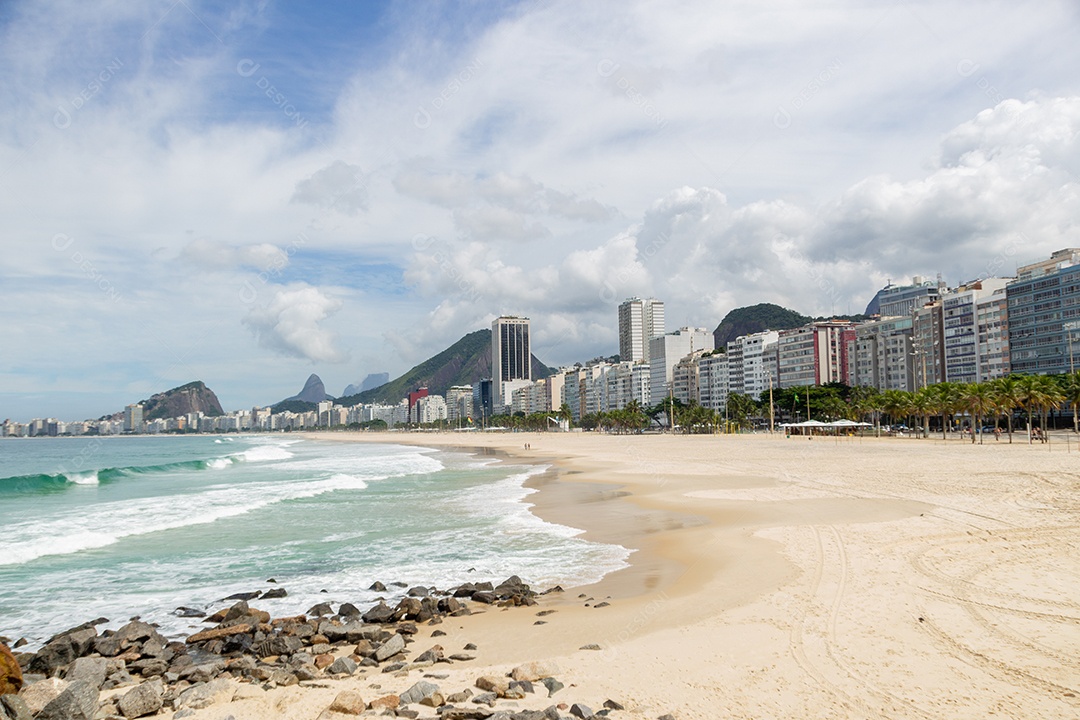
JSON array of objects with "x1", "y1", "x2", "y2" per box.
[{"x1": 176, "y1": 431, "x2": 1079, "y2": 719}]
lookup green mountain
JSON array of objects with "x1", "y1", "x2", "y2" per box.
[
  {"x1": 140, "y1": 381, "x2": 224, "y2": 420},
  {"x1": 339, "y1": 329, "x2": 552, "y2": 406},
  {"x1": 713, "y1": 303, "x2": 812, "y2": 348}
]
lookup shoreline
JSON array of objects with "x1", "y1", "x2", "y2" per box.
[{"x1": 5, "y1": 431, "x2": 1078, "y2": 719}]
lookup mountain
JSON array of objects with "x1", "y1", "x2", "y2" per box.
[
  {"x1": 343, "y1": 372, "x2": 389, "y2": 396},
  {"x1": 140, "y1": 381, "x2": 224, "y2": 421},
  {"x1": 339, "y1": 329, "x2": 552, "y2": 406},
  {"x1": 272, "y1": 374, "x2": 333, "y2": 412},
  {"x1": 712, "y1": 303, "x2": 812, "y2": 348}
]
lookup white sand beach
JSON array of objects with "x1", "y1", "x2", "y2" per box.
[{"x1": 131, "y1": 432, "x2": 1080, "y2": 719}]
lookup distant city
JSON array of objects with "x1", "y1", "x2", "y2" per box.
[{"x1": 5, "y1": 247, "x2": 1080, "y2": 437}]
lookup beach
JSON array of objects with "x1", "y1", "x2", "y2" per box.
[
  {"x1": 297, "y1": 431, "x2": 1078, "y2": 720},
  {"x1": 7, "y1": 431, "x2": 1079, "y2": 719}
]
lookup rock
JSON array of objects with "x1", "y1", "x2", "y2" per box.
[
  {"x1": 448, "y1": 653, "x2": 475, "y2": 661},
  {"x1": 368, "y1": 581, "x2": 387, "y2": 592},
  {"x1": 657, "y1": 715, "x2": 675, "y2": 720},
  {"x1": 475, "y1": 675, "x2": 510, "y2": 696},
  {"x1": 380, "y1": 661, "x2": 406, "y2": 673},
  {"x1": 270, "y1": 668, "x2": 299, "y2": 687},
  {"x1": 178, "y1": 662, "x2": 223, "y2": 684},
  {"x1": 223, "y1": 591, "x2": 261, "y2": 601},
  {"x1": 397, "y1": 622, "x2": 418, "y2": 635},
  {"x1": 326, "y1": 689, "x2": 366, "y2": 714},
  {"x1": 399, "y1": 680, "x2": 439, "y2": 705},
  {"x1": 579, "y1": 644, "x2": 602, "y2": 651},
  {"x1": 253, "y1": 636, "x2": 303, "y2": 658},
  {"x1": 34, "y1": 679, "x2": 98, "y2": 720},
  {"x1": 510, "y1": 660, "x2": 559, "y2": 682},
  {"x1": 539, "y1": 677, "x2": 564, "y2": 697},
  {"x1": 175, "y1": 678, "x2": 236, "y2": 710},
  {"x1": 413, "y1": 646, "x2": 443, "y2": 664},
  {"x1": 262, "y1": 588, "x2": 288, "y2": 599},
  {"x1": 338, "y1": 602, "x2": 360, "y2": 617},
  {"x1": 570, "y1": 703, "x2": 594, "y2": 719},
  {"x1": 185, "y1": 624, "x2": 252, "y2": 644},
  {"x1": 407, "y1": 586, "x2": 429, "y2": 597},
  {"x1": 442, "y1": 708, "x2": 494, "y2": 720},
  {"x1": 447, "y1": 689, "x2": 473, "y2": 703},
  {"x1": 117, "y1": 682, "x2": 163, "y2": 718},
  {"x1": 374, "y1": 634, "x2": 405, "y2": 662},
  {"x1": 308, "y1": 603, "x2": 333, "y2": 617},
  {"x1": 510, "y1": 680, "x2": 534, "y2": 694},
  {"x1": 464, "y1": 643, "x2": 478, "y2": 650},
  {"x1": 173, "y1": 607, "x2": 205, "y2": 618},
  {"x1": 113, "y1": 621, "x2": 156, "y2": 646},
  {"x1": 0, "y1": 695, "x2": 31, "y2": 720},
  {"x1": 0, "y1": 644, "x2": 22, "y2": 695},
  {"x1": 18, "y1": 677, "x2": 68, "y2": 715},
  {"x1": 64, "y1": 657, "x2": 108, "y2": 690},
  {"x1": 603, "y1": 699, "x2": 625, "y2": 710},
  {"x1": 471, "y1": 591, "x2": 497, "y2": 604},
  {"x1": 471, "y1": 691, "x2": 498, "y2": 706},
  {"x1": 367, "y1": 694, "x2": 399, "y2": 710},
  {"x1": 328, "y1": 656, "x2": 357, "y2": 675},
  {"x1": 362, "y1": 601, "x2": 395, "y2": 624}
]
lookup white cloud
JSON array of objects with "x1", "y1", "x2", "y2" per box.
[
  {"x1": 291, "y1": 161, "x2": 368, "y2": 215},
  {"x1": 179, "y1": 239, "x2": 289, "y2": 273},
  {"x1": 242, "y1": 286, "x2": 346, "y2": 363}
]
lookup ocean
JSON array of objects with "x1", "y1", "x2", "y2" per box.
[{"x1": 0, "y1": 435, "x2": 629, "y2": 648}]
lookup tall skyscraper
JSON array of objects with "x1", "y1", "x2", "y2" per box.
[
  {"x1": 492, "y1": 316, "x2": 531, "y2": 409},
  {"x1": 618, "y1": 297, "x2": 665, "y2": 364}
]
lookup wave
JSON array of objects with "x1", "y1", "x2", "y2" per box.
[{"x1": 0, "y1": 440, "x2": 301, "y2": 496}]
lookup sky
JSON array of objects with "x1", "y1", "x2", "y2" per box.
[{"x1": 2, "y1": 0, "x2": 1080, "y2": 421}]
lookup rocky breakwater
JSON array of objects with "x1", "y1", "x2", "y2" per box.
[{"x1": 0, "y1": 576, "x2": 637, "y2": 720}]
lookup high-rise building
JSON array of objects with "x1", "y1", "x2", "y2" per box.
[
  {"x1": 648, "y1": 327, "x2": 714, "y2": 403},
  {"x1": 876, "y1": 276, "x2": 945, "y2": 317},
  {"x1": 854, "y1": 317, "x2": 915, "y2": 391},
  {"x1": 618, "y1": 297, "x2": 665, "y2": 364},
  {"x1": 776, "y1": 321, "x2": 857, "y2": 389},
  {"x1": 446, "y1": 386, "x2": 474, "y2": 422},
  {"x1": 1007, "y1": 249, "x2": 1080, "y2": 375},
  {"x1": 492, "y1": 316, "x2": 531, "y2": 409},
  {"x1": 942, "y1": 278, "x2": 1012, "y2": 384},
  {"x1": 123, "y1": 404, "x2": 143, "y2": 433}
]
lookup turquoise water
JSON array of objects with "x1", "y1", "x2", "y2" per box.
[{"x1": 0, "y1": 435, "x2": 629, "y2": 647}]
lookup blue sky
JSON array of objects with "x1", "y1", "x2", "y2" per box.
[{"x1": 2, "y1": 0, "x2": 1080, "y2": 421}]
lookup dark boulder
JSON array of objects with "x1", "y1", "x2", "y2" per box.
[
  {"x1": 338, "y1": 602, "x2": 360, "y2": 617},
  {"x1": 307, "y1": 602, "x2": 333, "y2": 617},
  {"x1": 262, "y1": 588, "x2": 288, "y2": 600},
  {"x1": 35, "y1": 679, "x2": 98, "y2": 720},
  {"x1": 362, "y1": 601, "x2": 396, "y2": 624}
]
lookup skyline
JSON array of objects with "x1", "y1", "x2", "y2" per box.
[{"x1": 3, "y1": 1, "x2": 1080, "y2": 422}]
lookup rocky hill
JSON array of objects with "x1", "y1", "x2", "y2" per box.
[
  {"x1": 712, "y1": 303, "x2": 811, "y2": 348},
  {"x1": 339, "y1": 329, "x2": 552, "y2": 406},
  {"x1": 272, "y1": 374, "x2": 333, "y2": 412},
  {"x1": 140, "y1": 381, "x2": 224, "y2": 420}
]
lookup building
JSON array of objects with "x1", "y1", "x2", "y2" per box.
[
  {"x1": 776, "y1": 321, "x2": 857, "y2": 389},
  {"x1": 618, "y1": 297, "x2": 665, "y2": 364},
  {"x1": 416, "y1": 395, "x2": 447, "y2": 424},
  {"x1": 976, "y1": 284, "x2": 1011, "y2": 381},
  {"x1": 648, "y1": 327, "x2": 714, "y2": 404},
  {"x1": 854, "y1": 316, "x2": 915, "y2": 391},
  {"x1": 407, "y1": 388, "x2": 429, "y2": 424},
  {"x1": 724, "y1": 331, "x2": 778, "y2": 399},
  {"x1": 876, "y1": 276, "x2": 945, "y2": 317},
  {"x1": 492, "y1": 316, "x2": 531, "y2": 409},
  {"x1": 696, "y1": 351, "x2": 729, "y2": 412},
  {"x1": 942, "y1": 278, "x2": 1012, "y2": 383},
  {"x1": 912, "y1": 300, "x2": 946, "y2": 388},
  {"x1": 123, "y1": 404, "x2": 144, "y2": 433},
  {"x1": 672, "y1": 351, "x2": 707, "y2": 404},
  {"x1": 1007, "y1": 249, "x2": 1080, "y2": 375},
  {"x1": 472, "y1": 379, "x2": 493, "y2": 422},
  {"x1": 446, "y1": 386, "x2": 474, "y2": 422}
]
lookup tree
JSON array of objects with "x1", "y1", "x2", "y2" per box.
[
  {"x1": 1034, "y1": 374, "x2": 1065, "y2": 442},
  {"x1": 1016, "y1": 375, "x2": 1043, "y2": 444},
  {"x1": 990, "y1": 375, "x2": 1022, "y2": 443},
  {"x1": 911, "y1": 387, "x2": 934, "y2": 438},
  {"x1": 1060, "y1": 372, "x2": 1080, "y2": 435},
  {"x1": 960, "y1": 382, "x2": 996, "y2": 445}
]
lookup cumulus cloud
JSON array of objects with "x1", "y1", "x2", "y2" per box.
[
  {"x1": 291, "y1": 161, "x2": 368, "y2": 215},
  {"x1": 242, "y1": 286, "x2": 346, "y2": 363},
  {"x1": 179, "y1": 239, "x2": 289, "y2": 272}
]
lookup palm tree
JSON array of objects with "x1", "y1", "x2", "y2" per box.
[
  {"x1": 1015, "y1": 375, "x2": 1045, "y2": 443},
  {"x1": 1060, "y1": 372, "x2": 1080, "y2": 435},
  {"x1": 960, "y1": 382, "x2": 997, "y2": 445},
  {"x1": 911, "y1": 387, "x2": 935, "y2": 438},
  {"x1": 1034, "y1": 375, "x2": 1065, "y2": 442},
  {"x1": 990, "y1": 375, "x2": 1022, "y2": 443}
]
